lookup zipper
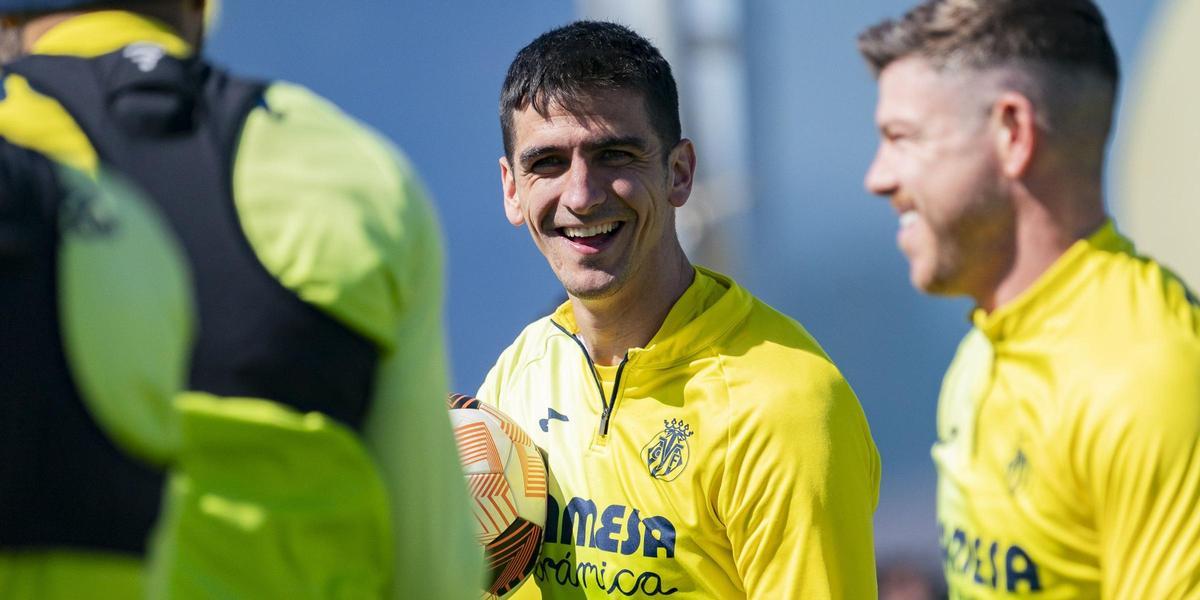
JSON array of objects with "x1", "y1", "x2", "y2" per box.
[{"x1": 552, "y1": 320, "x2": 629, "y2": 436}]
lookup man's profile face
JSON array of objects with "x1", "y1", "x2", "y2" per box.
[
  {"x1": 499, "y1": 89, "x2": 692, "y2": 301},
  {"x1": 864, "y1": 57, "x2": 1013, "y2": 297}
]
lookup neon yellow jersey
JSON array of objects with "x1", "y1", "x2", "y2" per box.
[
  {"x1": 934, "y1": 221, "x2": 1200, "y2": 598},
  {"x1": 0, "y1": 11, "x2": 479, "y2": 600},
  {"x1": 479, "y1": 267, "x2": 880, "y2": 599}
]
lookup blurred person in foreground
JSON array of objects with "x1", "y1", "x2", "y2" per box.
[
  {"x1": 0, "y1": 1, "x2": 480, "y2": 598},
  {"x1": 0, "y1": 143, "x2": 191, "y2": 595},
  {"x1": 479, "y1": 20, "x2": 880, "y2": 599},
  {"x1": 859, "y1": 0, "x2": 1200, "y2": 596}
]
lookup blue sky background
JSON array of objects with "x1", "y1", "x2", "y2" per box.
[{"x1": 206, "y1": 0, "x2": 1161, "y2": 561}]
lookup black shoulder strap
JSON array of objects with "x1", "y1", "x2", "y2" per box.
[
  {"x1": 7, "y1": 49, "x2": 378, "y2": 429},
  {"x1": 0, "y1": 140, "x2": 162, "y2": 553},
  {"x1": 6, "y1": 45, "x2": 264, "y2": 171}
]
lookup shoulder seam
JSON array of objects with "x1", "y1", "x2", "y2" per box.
[{"x1": 498, "y1": 318, "x2": 567, "y2": 393}]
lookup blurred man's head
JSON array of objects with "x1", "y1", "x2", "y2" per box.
[
  {"x1": 497, "y1": 21, "x2": 695, "y2": 304},
  {"x1": 0, "y1": 0, "x2": 207, "y2": 63},
  {"x1": 858, "y1": 0, "x2": 1117, "y2": 302}
]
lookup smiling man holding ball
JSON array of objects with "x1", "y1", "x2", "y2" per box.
[{"x1": 477, "y1": 20, "x2": 880, "y2": 599}]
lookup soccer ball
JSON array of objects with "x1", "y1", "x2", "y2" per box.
[{"x1": 447, "y1": 393, "x2": 547, "y2": 598}]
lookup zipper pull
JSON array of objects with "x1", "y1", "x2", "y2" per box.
[{"x1": 598, "y1": 354, "x2": 629, "y2": 436}]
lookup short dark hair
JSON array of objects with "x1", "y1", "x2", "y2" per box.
[
  {"x1": 857, "y1": 0, "x2": 1119, "y2": 86},
  {"x1": 499, "y1": 21, "x2": 681, "y2": 160}
]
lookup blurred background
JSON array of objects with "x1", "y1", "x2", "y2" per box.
[{"x1": 206, "y1": 1, "x2": 1197, "y2": 595}]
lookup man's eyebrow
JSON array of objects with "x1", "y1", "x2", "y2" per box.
[
  {"x1": 581, "y1": 135, "x2": 650, "y2": 153},
  {"x1": 878, "y1": 118, "x2": 914, "y2": 136},
  {"x1": 517, "y1": 136, "x2": 651, "y2": 169},
  {"x1": 518, "y1": 145, "x2": 561, "y2": 168}
]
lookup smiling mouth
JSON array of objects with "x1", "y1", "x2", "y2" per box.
[{"x1": 558, "y1": 221, "x2": 623, "y2": 249}]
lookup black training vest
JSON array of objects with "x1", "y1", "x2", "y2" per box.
[
  {"x1": 0, "y1": 141, "x2": 163, "y2": 553},
  {"x1": 2, "y1": 45, "x2": 378, "y2": 553}
]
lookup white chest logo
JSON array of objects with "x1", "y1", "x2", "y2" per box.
[{"x1": 123, "y1": 43, "x2": 166, "y2": 72}]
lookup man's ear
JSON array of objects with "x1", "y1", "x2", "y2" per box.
[
  {"x1": 992, "y1": 91, "x2": 1037, "y2": 179},
  {"x1": 667, "y1": 138, "x2": 697, "y2": 208},
  {"x1": 500, "y1": 156, "x2": 525, "y2": 226}
]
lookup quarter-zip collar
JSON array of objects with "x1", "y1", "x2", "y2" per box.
[
  {"x1": 972, "y1": 219, "x2": 1133, "y2": 343},
  {"x1": 550, "y1": 318, "x2": 629, "y2": 435},
  {"x1": 550, "y1": 266, "x2": 754, "y2": 437},
  {"x1": 550, "y1": 265, "x2": 752, "y2": 369}
]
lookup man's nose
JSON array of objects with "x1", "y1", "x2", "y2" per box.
[
  {"x1": 864, "y1": 146, "x2": 897, "y2": 197},
  {"x1": 560, "y1": 159, "x2": 605, "y2": 214}
]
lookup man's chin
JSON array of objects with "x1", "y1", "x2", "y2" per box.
[
  {"x1": 908, "y1": 263, "x2": 942, "y2": 296},
  {"x1": 560, "y1": 272, "x2": 625, "y2": 301},
  {"x1": 913, "y1": 268, "x2": 965, "y2": 298}
]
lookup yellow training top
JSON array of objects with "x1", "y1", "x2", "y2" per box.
[
  {"x1": 480, "y1": 267, "x2": 880, "y2": 599},
  {"x1": 935, "y1": 221, "x2": 1200, "y2": 598}
]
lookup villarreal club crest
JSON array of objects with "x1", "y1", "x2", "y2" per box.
[{"x1": 643, "y1": 419, "x2": 693, "y2": 482}]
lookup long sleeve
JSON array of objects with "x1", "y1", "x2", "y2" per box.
[
  {"x1": 1085, "y1": 339, "x2": 1200, "y2": 599},
  {"x1": 720, "y1": 357, "x2": 880, "y2": 599},
  {"x1": 361, "y1": 166, "x2": 483, "y2": 599}
]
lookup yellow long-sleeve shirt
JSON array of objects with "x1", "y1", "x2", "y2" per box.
[
  {"x1": 479, "y1": 267, "x2": 880, "y2": 599},
  {"x1": 935, "y1": 221, "x2": 1200, "y2": 598}
]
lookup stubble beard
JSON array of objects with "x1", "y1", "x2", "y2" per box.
[
  {"x1": 924, "y1": 186, "x2": 1016, "y2": 301},
  {"x1": 560, "y1": 260, "x2": 628, "y2": 302}
]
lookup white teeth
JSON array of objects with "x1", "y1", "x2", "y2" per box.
[
  {"x1": 899, "y1": 211, "x2": 918, "y2": 228},
  {"x1": 563, "y1": 222, "x2": 619, "y2": 238}
]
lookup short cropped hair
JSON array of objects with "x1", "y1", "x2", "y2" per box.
[
  {"x1": 499, "y1": 21, "x2": 681, "y2": 160},
  {"x1": 857, "y1": 0, "x2": 1118, "y2": 86}
]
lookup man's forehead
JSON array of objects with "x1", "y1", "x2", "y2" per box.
[
  {"x1": 876, "y1": 56, "x2": 973, "y2": 123},
  {"x1": 510, "y1": 91, "x2": 656, "y2": 144}
]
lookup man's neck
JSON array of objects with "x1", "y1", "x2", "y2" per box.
[
  {"x1": 569, "y1": 256, "x2": 695, "y2": 366},
  {"x1": 977, "y1": 185, "x2": 1106, "y2": 313}
]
